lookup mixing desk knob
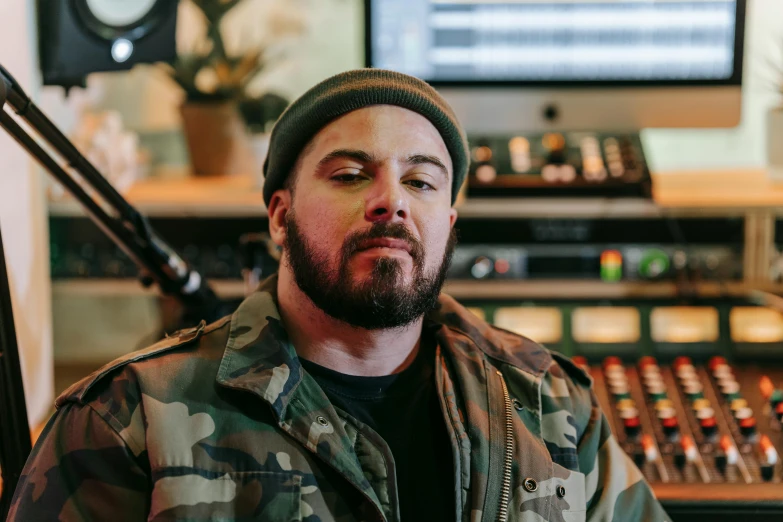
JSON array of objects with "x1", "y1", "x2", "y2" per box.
[
  {"x1": 637, "y1": 249, "x2": 669, "y2": 279},
  {"x1": 632, "y1": 446, "x2": 645, "y2": 467},
  {"x1": 730, "y1": 398, "x2": 748, "y2": 414},
  {"x1": 623, "y1": 416, "x2": 641, "y2": 438},
  {"x1": 771, "y1": 389, "x2": 783, "y2": 409},
  {"x1": 647, "y1": 383, "x2": 668, "y2": 402},
  {"x1": 734, "y1": 407, "x2": 754, "y2": 421},
  {"x1": 640, "y1": 364, "x2": 661, "y2": 378},
  {"x1": 638, "y1": 356, "x2": 658, "y2": 370},
  {"x1": 680, "y1": 436, "x2": 697, "y2": 464},
  {"x1": 683, "y1": 382, "x2": 704, "y2": 400},
  {"x1": 662, "y1": 417, "x2": 679, "y2": 438},
  {"x1": 720, "y1": 381, "x2": 742, "y2": 401},
  {"x1": 700, "y1": 416, "x2": 718, "y2": 438},
  {"x1": 720, "y1": 436, "x2": 738, "y2": 461},
  {"x1": 673, "y1": 356, "x2": 692, "y2": 371},
  {"x1": 641, "y1": 434, "x2": 658, "y2": 462},
  {"x1": 673, "y1": 446, "x2": 686, "y2": 469},
  {"x1": 475, "y1": 164, "x2": 498, "y2": 183},
  {"x1": 470, "y1": 256, "x2": 495, "y2": 279},
  {"x1": 775, "y1": 402, "x2": 783, "y2": 423},
  {"x1": 713, "y1": 364, "x2": 734, "y2": 380},
  {"x1": 739, "y1": 416, "x2": 757, "y2": 438},
  {"x1": 709, "y1": 356, "x2": 728, "y2": 372},
  {"x1": 760, "y1": 435, "x2": 778, "y2": 464},
  {"x1": 611, "y1": 387, "x2": 632, "y2": 401},
  {"x1": 759, "y1": 375, "x2": 775, "y2": 402},
  {"x1": 676, "y1": 364, "x2": 697, "y2": 380},
  {"x1": 714, "y1": 451, "x2": 727, "y2": 473},
  {"x1": 759, "y1": 435, "x2": 778, "y2": 482}
]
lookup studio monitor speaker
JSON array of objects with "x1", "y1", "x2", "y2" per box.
[{"x1": 38, "y1": 0, "x2": 178, "y2": 88}]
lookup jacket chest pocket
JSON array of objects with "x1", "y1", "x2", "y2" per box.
[
  {"x1": 550, "y1": 466, "x2": 586, "y2": 522},
  {"x1": 148, "y1": 470, "x2": 302, "y2": 521}
]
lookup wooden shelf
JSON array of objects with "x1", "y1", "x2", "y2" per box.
[{"x1": 48, "y1": 169, "x2": 783, "y2": 218}]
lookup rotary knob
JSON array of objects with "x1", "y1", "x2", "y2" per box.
[
  {"x1": 638, "y1": 248, "x2": 670, "y2": 280},
  {"x1": 470, "y1": 256, "x2": 495, "y2": 280}
]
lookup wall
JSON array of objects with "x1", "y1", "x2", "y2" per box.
[
  {"x1": 644, "y1": 0, "x2": 783, "y2": 172},
  {"x1": 0, "y1": 0, "x2": 54, "y2": 427}
]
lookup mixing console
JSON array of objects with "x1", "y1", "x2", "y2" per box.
[
  {"x1": 464, "y1": 300, "x2": 783, "y2": 519},
  {"x1": 584, "y1": 356, "x2": 783, "y2": 520}
]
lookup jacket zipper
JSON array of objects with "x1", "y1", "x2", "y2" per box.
[{"x1": 496, "y1": 370, "x2": 514, "y2": 522}]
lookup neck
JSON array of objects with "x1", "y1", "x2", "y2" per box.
[{"x1": 276, "y1": 265, "x2": 425, "y2": 377}]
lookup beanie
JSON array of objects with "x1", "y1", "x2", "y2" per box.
[{"x1": 262, "y1": 68, "x2": 469, "y2": 206}]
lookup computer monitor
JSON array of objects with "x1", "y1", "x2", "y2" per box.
[{"x1": 365, "y1": 0, "x2": 746, "y2": 134}]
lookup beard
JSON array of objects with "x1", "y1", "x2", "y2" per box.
[{"x1": 283, "y1": 211, "x2": 457, "y2": 330}]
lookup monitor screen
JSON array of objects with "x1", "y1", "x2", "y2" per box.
[{"x1": 367, "y1": 0, "x2": 743, "y2": 86}]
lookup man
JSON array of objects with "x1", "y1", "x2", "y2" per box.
[{"x1": 10, "y1": 69, "x2": 669, "y2": 521}]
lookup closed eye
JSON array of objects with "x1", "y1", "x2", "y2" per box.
[
  {"x1": 405, "y1": 179, "x2": 435, "y2": 190},
  {"x1": 332, "y1": 173, "x2": 365, "y2": 183}
]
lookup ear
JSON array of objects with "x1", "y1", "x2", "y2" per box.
[
  {"x1": 267, "y1": 189, "x2": 291, "y2": 247},
  {"x1": 448, "y1": 207, "x2": 458, "y2": 229}
]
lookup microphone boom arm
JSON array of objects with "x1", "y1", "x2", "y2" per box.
[
  {"x1": 0, "y1": 63, "x2": 223, "y2": 518},
  {"x1": 0, "y1": 64, "x2": 222, "y2": 322}
]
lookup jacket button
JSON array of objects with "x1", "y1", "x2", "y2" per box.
[
  {"x1": 557, "y1": 485, "x2": 566, "y2": 498},
  {"x1": 512, "y1": 398, "x2": 524, "y2": 411},
  {"x1": 316, "y1": 416, "x2": 329, "y2": 427},
  {"x1": 523, "y1": 478, "x2": 538, "y2": 492}
]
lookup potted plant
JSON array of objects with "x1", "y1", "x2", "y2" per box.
[{"x1": 163, "y1": 0, "x2": 306, "y2": 177}]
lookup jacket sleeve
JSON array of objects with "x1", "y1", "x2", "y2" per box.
[
  {"x1": 578, "y1": 389, "x2": 671, "y2": 522},
  {"x1": 8, "y1": 402, "x2": 150, "y2": 521}
]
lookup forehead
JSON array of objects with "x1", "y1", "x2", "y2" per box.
[{"x1": 300, "y1": 105, "x2": 452, "y2": 172}]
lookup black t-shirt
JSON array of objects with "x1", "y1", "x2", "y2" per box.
[{"x1": 299, "y1": 338, "x2": 454, "y2": 521}]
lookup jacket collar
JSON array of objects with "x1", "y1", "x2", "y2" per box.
[
  {"x1": 426, "y1": 294, "x2": 552, "y2": 378},
  {"x1": 216, "y1": 274, "x2": 552, "y2": 416},
  {"x1": 215, "y1": 274, "x2": 304, "y2": 420}
]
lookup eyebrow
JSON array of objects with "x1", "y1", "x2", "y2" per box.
[
  {"x1": 316, "y1": 149, "x2": 377, "y2": 172},
  {"x1": 407, "y1": 154, "x2": 449, "y2": 181},
  {"x1": 316, "y1": 149, "x2": 449, "y2": 180}
]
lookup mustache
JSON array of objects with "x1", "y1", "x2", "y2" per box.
[{"x1": 342, "y1": 223, "x2": 424, "y2": 260}]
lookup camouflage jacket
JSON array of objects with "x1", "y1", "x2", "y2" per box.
[{"x1": 10, "y1": 276, "x2": 670, "y2": 521}]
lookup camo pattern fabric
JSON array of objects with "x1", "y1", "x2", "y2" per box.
[{"x1": 9, "y1": 275, "x2": 670, "y2": 521}]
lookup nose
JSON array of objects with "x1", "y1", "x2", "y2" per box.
[{"x1": 364, "y1": 173, "x2": 410, "y2": 223}]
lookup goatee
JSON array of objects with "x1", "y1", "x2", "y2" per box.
[{"x1": 284, "y1": 212, "x2": 457, "y2": 330}]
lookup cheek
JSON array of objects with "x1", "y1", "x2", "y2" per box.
[
  {"x1": 421, "y1": 220, "x2": 453, "y2": 264},
  {"x1": 293, "y1": 200, "x2": 359, "y2": 254}
]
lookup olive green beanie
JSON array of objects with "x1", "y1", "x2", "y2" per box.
[{"x1": 262, "y1": 68, "x2": 469, "y2": 206}]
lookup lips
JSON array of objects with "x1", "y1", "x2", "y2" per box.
[{"x1": 357, "y1": 238, "x2": 412, "y2": 254}]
